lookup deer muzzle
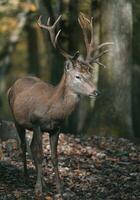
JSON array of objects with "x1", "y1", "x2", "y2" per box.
[{"x1": 89, "y1": 90, "x2": 101, "y2": 98}]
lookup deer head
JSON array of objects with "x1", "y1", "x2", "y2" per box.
[{"x1": 38, "y1": 13, "x2": 112, "y2": 98}]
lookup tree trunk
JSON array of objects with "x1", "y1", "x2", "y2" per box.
[
  {"x1": 26, "y1": 24, "x2": 40, "y2": 76},
  {"x1": 132, "y1": 65, "x2": 140, "y2": 137},
  {"x1": 65, "y1": 0, "x2": 80, "y2": 134},
  {"x1": 68, "y1": 0, "x2": 79, "y2": 53},
  {"x1": 90, "y1": 0, "x2": 133, "y2": 137},
  {"x1": 39, "y1": 0, "x2": 64, "y2": 85},
  {"x1": 75, "y1": 0, "x2": 101, "y2": 134},
  {"x1": 80, "y1": 0, "x2": 101, "y2": 134},
  {"x1": 132, "y1": 1, "x2": 140, "y2": 138}
]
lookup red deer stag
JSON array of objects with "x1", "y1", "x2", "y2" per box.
[{"x1": 8, "y1": 13, "x2": 112, "y2": 197}]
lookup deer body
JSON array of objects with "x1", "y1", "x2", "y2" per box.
[
  {"x1": 8, "y1": 61, "x2": 96, "y2": 197},
  {"x1": 9, "y1": 74, "x2": 79, "y2": 132},
  {"x1": 8, "y1": 13, "x2": 112, "y2": 198}
]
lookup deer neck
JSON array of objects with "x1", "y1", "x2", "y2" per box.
[
  {"x1": 58, "y1": 73, "x2": 79, "y2": 103},
  {"x1": 48, "y1": 73, "x2": 79, "y2": 118}
]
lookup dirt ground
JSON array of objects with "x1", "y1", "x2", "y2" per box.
[{"x1": 0, "y1": 133, "x2": 140, "y2": 200}]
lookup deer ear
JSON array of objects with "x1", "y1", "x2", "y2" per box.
[{"x1": 64, "y1": 60, "x2": 74, "y2": 72}]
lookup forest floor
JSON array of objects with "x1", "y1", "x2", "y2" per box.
[{"x1": 0, "y1": 133, "x2": 140, "y2": 200}]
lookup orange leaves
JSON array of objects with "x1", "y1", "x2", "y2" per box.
[
  {"x1": 0, "y1": 18, "x2": 17, "y2": 33},
  {"x1": 19, "y1": 2, "x2": 37, "y2": 12}
]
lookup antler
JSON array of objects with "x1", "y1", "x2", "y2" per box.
[
  {"x1": 38, "y1": 15, "x2": 73, "y2": 59},
  {"x1": 78, "y1": 12, "x2": 113, "y2": 66}
]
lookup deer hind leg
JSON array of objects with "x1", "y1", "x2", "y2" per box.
[
  {"x1": 49, "y1": 131, "x2": 62, "y2": 197},
  {"x1": 31, "y1": 126, "x2": 44, "y2": 196},
  {"x1": 15, "y1": 123, "x2": 27, "y2": 177}
]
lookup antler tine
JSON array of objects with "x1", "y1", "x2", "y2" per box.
[
  {"x1": 38, "y1": 15, "x2": 62, "y2": 31},
  {"x1": 78, "y1": 12, "x2": 114, "y2": 65},
  {"x1": 38, "y1": 15, "x2": 73, "y2": 59},
  {"x1": 95, "y1": 61, "x2": 107, "y2": 68},
  {"x1": 47, "y1": 17, "x2": 51, "y2": 25},
  {"x1": 78, "y1": 12, "x2": 95, "y2": 61},
  {"x1": 78, "y1": 12, "x2": 89, "y2": 52},
  {"x1": 54, "y1": 29, "x2": 74, "y2": 58},
  {"x1": 92, "y1": 43, "x2": 114, "y2": 66},
  {"x1": 54, "y1": 29, "x2": 61, "y2": 47},
  {"x1": 93, "y1": 42, "x2": 114, "y2": 52},
  {"x1": 86, "y1": 16, "x2": 95, "y2": 60},
  {"x1": 91, "y1": 49, "x2": 110, "y2": 63},
  {"x1": 38, "y1": 15, "x2": 62, "y2": 49},
  {"x1": 89, "y1": 17, "x2": 94, "y2": 46}
]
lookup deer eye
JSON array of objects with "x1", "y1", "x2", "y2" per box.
[{"x1": 76, "y1": 75, "x2": 81, "y2": 79}]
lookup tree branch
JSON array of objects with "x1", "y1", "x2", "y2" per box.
[{"x1": 0, "y1": 11, "x2": 29, "y2": 78}]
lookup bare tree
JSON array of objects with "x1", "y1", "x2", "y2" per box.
[
  {"x1": 90, "y1": 0, "x2": 133, "y2": 137},
  {"x1": 132, "y1": 0, "x2": 140, "y2": 137},
  {"x1": 26, "y1": 23, "x2": 40, "y2": 76},
  {"x1": 38, "y1": 0, "x2": 64, "y2": 84}
]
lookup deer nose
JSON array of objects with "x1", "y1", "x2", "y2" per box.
[{"x1": 93, "y1": 90, "x2": 101, "y2": 97}]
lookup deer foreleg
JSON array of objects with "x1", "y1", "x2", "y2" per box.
[
  {"x1": 31, "y1": 126, "x2": 43, "y2": 196},
  {"x1": 15, "y1": 124, "x2": 27, "y2": 177},
  {"x1": 49, "y1": 131, "x2": 62, "y2": 196}
]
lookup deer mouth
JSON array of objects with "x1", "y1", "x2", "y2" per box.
[
  {"x1": 89, "y1": 90, "x2": 101, "y2": 98},
  {"x1": 89, "y1": 94, "x2": 96, "y2": 99}
]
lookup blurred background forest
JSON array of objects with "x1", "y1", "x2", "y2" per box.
[{"x1": 0, "y1": 0, "x2": 140, "y2": 139}]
